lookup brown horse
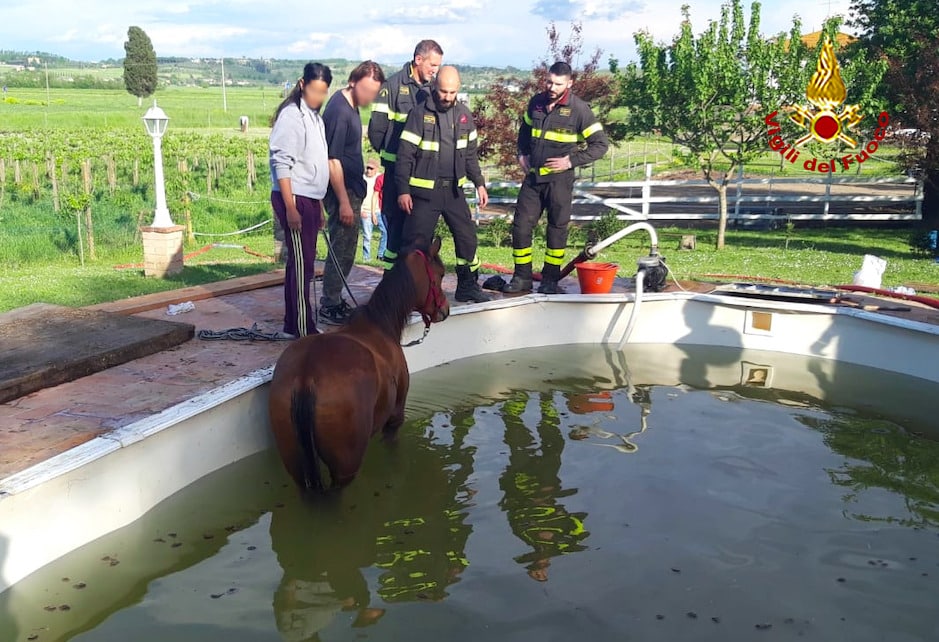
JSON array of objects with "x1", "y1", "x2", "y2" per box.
[{"x1": 268, "y1": 236, "x2": 450, "y2": 492}]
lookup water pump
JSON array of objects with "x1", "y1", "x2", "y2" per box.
[{"x1": 637, "y1": 253, "x2": 668, "y2": 292}]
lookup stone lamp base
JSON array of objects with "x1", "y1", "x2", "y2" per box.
[{"x1": 140, "y1": 225, "x2": 185, "y2": 277}]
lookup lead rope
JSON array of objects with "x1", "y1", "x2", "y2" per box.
[{"x1": 401, "y1": 251, "x2": 442, "y2": 347}]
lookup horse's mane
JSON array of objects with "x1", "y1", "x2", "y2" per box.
[{"x1": 358, "y1": 241, "x2": 430, "y2": 340}]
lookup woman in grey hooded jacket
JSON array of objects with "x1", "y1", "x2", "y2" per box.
[{"x1": 269, "y1": 62, "x2": 332, "y2": 338}]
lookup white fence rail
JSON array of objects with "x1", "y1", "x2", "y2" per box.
[{"x1": 473, "y1": 164, "x2": 924, "y2": 223}]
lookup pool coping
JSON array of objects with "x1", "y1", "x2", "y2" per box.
[{"x1": 2, "y1": 278, "x2": 939, "y2": 593}]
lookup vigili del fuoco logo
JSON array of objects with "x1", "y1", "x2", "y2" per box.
[{"x1": 764, "y1": 36, "x2": 890, "y2": 174}]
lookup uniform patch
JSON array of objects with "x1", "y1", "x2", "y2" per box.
[
  {"x1": 559, "y1": 107, "x2": 572, "y2": 117},
  {"x1": 460, "y1": 114, "x2": 468, "y2": 123},
  {"x1": 400, "y1": 86, "x2": 410, "y2": 95},
  {"x1": 423, "y1": 114, "x2": 436, "y2": 124},
  {"x1": 380, "y1": 88, "x2": 388, "y2": 97}
]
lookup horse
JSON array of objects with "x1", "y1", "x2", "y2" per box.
[{"x1": 268, "y1": 236, "x2": 450, "y2": 493}]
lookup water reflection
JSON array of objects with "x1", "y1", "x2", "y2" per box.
[
  {"x1": 797, "y1": 413, "x2": 939, "y2": 528},
  {"x1": 497, "y1": 391, "x2": 590, "y2": 582},
  {"x1": 565, "y1": 384, "x2": 653, "y2": 454},
  {"x1": 269, "y1": 412, "x2": 474, "y2": 639}
]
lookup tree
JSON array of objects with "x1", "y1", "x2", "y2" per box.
[
  {"x1": 472, "y1": 22, "x2": 620, "y2": 180},
  {"x1": 123, "y1": 26, "x2": 157, "y2": 107},
  {"x1": 620, "y1": 0, "x2": 821, "y2": 249},
  {"x1": 849, "y1": 0, "x2": 939, "y2": 223}
]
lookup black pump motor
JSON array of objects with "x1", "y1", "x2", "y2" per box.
[{"x1": 637, "y1": 254, "x2": 668, "y2": 292}]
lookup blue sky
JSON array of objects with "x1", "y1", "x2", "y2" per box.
[{"x1": 0, "y1": 0, "x2": 853, "y2": 67}]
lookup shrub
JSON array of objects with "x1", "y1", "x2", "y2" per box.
[{"x1": 484, "y1": 216, "x2": 512, "y2": 247}]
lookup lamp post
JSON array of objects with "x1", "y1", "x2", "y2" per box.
[
  {"x1": 140, "y1": 99, "x2": 184, "y2": 277},
  {"x1": 142, "y1": 100, "x2": 173, "y2": 227}
]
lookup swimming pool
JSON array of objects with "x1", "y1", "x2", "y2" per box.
[{"x1": 3, "y1": 344, "x2": 937, "y2": 641}]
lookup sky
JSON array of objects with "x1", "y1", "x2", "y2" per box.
[{"x1": 0, "y1": 0, "x2": 854, "y2": 68}]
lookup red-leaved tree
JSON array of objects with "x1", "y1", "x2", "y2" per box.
[{"x1": 472, "y1": 22, "x2": 619, "y2": 180}]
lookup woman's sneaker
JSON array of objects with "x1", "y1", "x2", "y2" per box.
[{"x1": 318, "y1": 300, "x2": 355, "y2": 326}]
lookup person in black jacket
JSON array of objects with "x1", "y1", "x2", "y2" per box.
[
  {"x1": 395, "y1": 65, "x2": 491, "y2": 304},
  {"x1": 367, "y1": 40, "x2": 443, "y2": 272},
  {"x1": 504, "y1": 61, "x2": 609, "y2": 294}
]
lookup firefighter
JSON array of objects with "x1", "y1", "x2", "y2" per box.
[
  {"x1": 504, "y1": 61, "x2": 610, "y2": 294},
  {"x1": 367, "y1": 39, "x2": 443, "y2": 271},
  {"x1": 395, "y1": 65, "x2": 491, "y2": 303}
]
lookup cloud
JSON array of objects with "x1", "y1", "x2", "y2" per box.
[
  {"x1": 531, "y1": 0, "x2": 578, "y2": 20},
  {"x1": 287, "y1": 32, "x2": 337, "y2": 55},
  {"x1": 145, "y1": 23, "x2": 250, "y2": 55},
  {"x1": 531, "y1": 0, "x2": 644, "y2": 21},
  {"x1": 580, "y1": 0, "x2": 645, "y2": 20},
  {"x1": 370, "y1": 0, "x2": 485, "y2": 25},
  {"x1": 50, "y1": 29, "x2": 80, "y2": 43},
  {"x1": 344, "y1": 26, "x2": 421, "y2": 61}
]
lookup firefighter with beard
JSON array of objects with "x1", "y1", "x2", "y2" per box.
[
  {"x1": 395, "y1": 65, "x2": 491, "y2": 303},
  {"x1": 504, "y1": 61, "x2": 609, "y2": 294}
]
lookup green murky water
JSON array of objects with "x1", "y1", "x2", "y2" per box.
[{"x1": 2, "y1": 344, "x2": 939, "y2": 642}]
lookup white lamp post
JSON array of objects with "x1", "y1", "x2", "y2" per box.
[{"x1": 142, "y1": 100, "x2": 173, "y2": 227}]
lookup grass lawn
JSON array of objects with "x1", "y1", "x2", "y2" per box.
[{"x1": 2, "y1": 225, "x2": 937, "y2": 313}]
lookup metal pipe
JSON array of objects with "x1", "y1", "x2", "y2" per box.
[
  {"x1": 559, "y1": 222, "x2": 660, "y2": 279},
  {"x1": 589, "y1": 222, "x2": 659, "y2": 256}
]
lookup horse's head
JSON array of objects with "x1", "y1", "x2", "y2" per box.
[{"x1": 404, "y1": 235, "x2": 449, "y2": 324}]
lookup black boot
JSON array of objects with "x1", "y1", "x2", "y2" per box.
[
  {"x1": 502, "y1": 263, "x2": 533, "y2": 294},
  {"x1": 538, "y1": 263, "x2": 564, "y2": 294},
  {"x1": 455, "y1": 265, "x2": 493, "y2": 303}
]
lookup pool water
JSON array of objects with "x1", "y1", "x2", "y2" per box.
[{"x1": 2, "y1": 344, "x2": 938, "y2": 642}]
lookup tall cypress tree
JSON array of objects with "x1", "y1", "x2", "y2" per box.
[{"x1": 123, "y1": 26, "x2": 157, "y2": 107}]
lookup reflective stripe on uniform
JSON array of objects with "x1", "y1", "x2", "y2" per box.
[
  {"x1": 371, "y1": 102, "x2": 390, "y2": 114},
  {"x1": 468, "y1": 129, "x2": 478, "y2": 141},
  {"x1": 582, "y1": 122, "x2": 603, "y2": 138},
  {"x1": 513, "y1": 247, "x2": 533, "y2": 265},
  {"x1": 541, "y1": 130, "x2": 579, "y2": 143},
  {"x1": 400, "y1": 130, "x2": 421, "y2": 146},
  {"x1": 409, "y1": 177, "x2": 435, "y2": 189},
  {"x1": 545, "y1": 247, "x2": 565, "y2": 266},
  {"x1": 379, "y1": 150, "x2": 397, "y2": 163},
  {"x1": 418, "y1": 140, "x2": 440, "y2": 151},
  {"x1": 455, "y1": 254, "x2": 481, "y2": 270},
  {"x1": 391, "y1": 111, "x2": 408, "y2": 122},
  {"x1": 408, "y1": 176, "x2": 467, "y2": 189},
  {"x1": 523, "y1": 111, "x2": 533, "y2": 126},
  {"x1": 456, "y1": 138, "x2": 468, "y2": 149}
]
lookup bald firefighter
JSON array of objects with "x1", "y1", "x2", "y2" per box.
[
  {"x1": 504, "y1": 61, "x2": 609, "y2": 294},
  {"x1": 395, "y1": 65, "x2": 491, "y2": 303}
]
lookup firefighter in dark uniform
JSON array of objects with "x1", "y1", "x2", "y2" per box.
[
  {"x1": 395, "y1": 65, "x2": 491, "y2": 303},
  {"x1": 367, "y1": 39, "x2": 443, "y2": 271},
  {"x1": 504, "y1": 61, "x2": 610, "y2": 294}
]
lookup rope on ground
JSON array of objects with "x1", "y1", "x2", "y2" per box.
[
  {"x1": 192, "y1": 219, "x2": 272, "y2": 237},
  {"x1": 187, "y1": 190, "x2": 269, "y2": 205},
  {"x1": 197, "y1": 322, "x2": 293, "y2": 341}
]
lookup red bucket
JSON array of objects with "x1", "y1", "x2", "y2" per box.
[{"x1": 575, "y1": 262, "x2": 619, "y2": 294}]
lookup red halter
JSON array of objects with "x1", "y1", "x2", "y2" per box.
[{"x1": 413, "y1": 249, "x2": 447, "y2": 330}]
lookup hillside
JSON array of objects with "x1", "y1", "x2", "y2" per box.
[{"x1": 0, "y1": 49, "x2": 528, "y2": 92}]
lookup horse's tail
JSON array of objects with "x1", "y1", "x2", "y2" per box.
[{"x1": 290, "y1": 386, "x2": 325, "y2": 492}]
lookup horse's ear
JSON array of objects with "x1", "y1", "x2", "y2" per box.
[{"x1": 430, "y1": 235, "x2": 442, "y2": 257}]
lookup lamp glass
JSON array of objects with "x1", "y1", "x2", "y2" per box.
[{"x1": 142, "y1": 101, "x2": 169, "y2": 138}]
